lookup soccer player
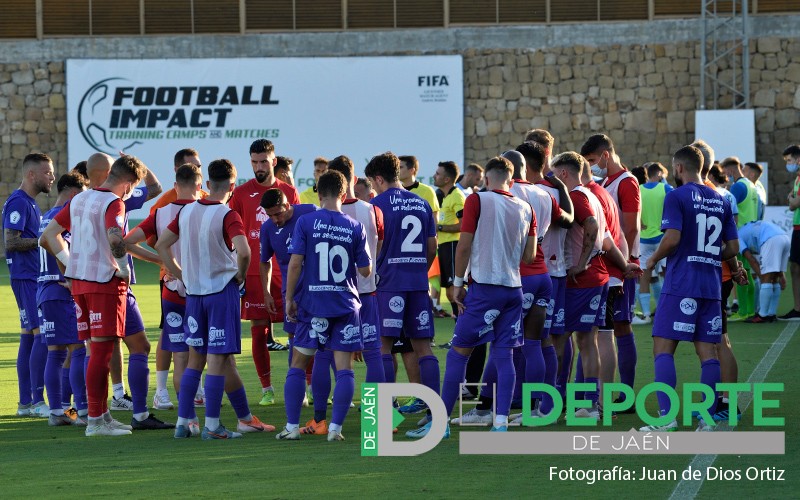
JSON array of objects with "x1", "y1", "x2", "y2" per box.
[
  {"x1": 636, "y1": 162, "x2": 673, "y2": 324},
  {"x1": 276, "y1": 170, "x2": 371, "y2": 441},
  {"x1": 365, "y1": 152, "x2": 440, "y2": 437},
  {"x1": 639, "y1": 145, "x2": 742, "y2": 432},
  {"x1": 780, "y1": 144, "x2": 800, "y2": 320},
  {"x1": 516, "y1": 141, "x2": 574, "y2": 408},
  {"x1": 456, "y1": 163, "x2": 484, "y2": 196},
  {"x1": 274, "y1": 156, "x2": 295, "y2": 187},
  {"x1": 4, "y1": 153, "x2": 55, "y2": 417},
  {"x1": 38, "y1": 172, "x2": 89, "y2": 426},
  {"x1": 82, "y1": 152, "x2": 163, "y2": 418},
  {"x1": 722, "y1": 156, "x2": 759, "y2": 321},
  {"x1": 149, "y1": 148, "x2": 206, "y2": 214},
  {"x1": 258, "y1": 190, "x2": 318, "y2": 420},
  {"x1": 125, "y1": 164, "x2": 204, "y2": 409},
  {"x1": 354, "y1": 177, "x2": 376, "y2": 202},
  {"x1": 582, "y1": 134, "x2": 641, "y2": 409},
  {"x1": 157, "y1": 159, "x2": 274, "y2": 440},
  {"x1": 743, "y1": 162, "x2": 767, "y2": 220},
  {"x1": 432, "y1": 161, "x2": 466, "y2": 320},
  {"x1": 738, "y1": 220, "x2": 790, "y2": 323},
  {"x1": 440, "y1": 156, "x2": 536, "y2": 433},
  {"x1": 398, "y1": 155, "x2": 440, "y2": 219},
  {"x1": 229, "y1": 139, "x2": 300, "y2": 406},
  {"x1": 42, "y1": 155, "x2": 149, "y2": 436},
  {"x1": 298, "y1": 156, "x2": 328, "y2": 205}
]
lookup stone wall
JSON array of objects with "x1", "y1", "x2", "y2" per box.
[{"x1": 1, "y1": 18, "x2": 799, "y2": 227}]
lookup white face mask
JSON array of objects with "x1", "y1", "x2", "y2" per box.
[
  {"x1": 787, "y1": 162, "x2": 799, "y2": 173},
  {"x1": 590, "y1": 164, "x2": 607, "y2": 178}
]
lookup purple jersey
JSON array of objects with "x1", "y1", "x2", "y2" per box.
[
  {"x1": 370, "y1": 187, "x2": 435, "y2": 291},
  {"x1": 2, "y1": 189, "x2": 41, "y2": 280},
  {"x1": 123, "y1": 186, "x2": 148, "y2": 284},
  {"x1": 36, "y1": 204, "x2": 72, "y2": 304},
  {"x1": 660, "y1": 183, "x2": 737, "y2": 300},
  {"x1": 289, "y1": 208, "x2": 370, "y2": 316},
  {"x1": 260, "y1": 204, "x2": 317, "y2": 292}
]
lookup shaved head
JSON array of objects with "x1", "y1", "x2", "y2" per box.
[{"x1": 86, "y1": 153, "x2": 114, "y2": 187}]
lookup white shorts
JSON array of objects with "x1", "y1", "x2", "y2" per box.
[
  {"x1": 640, "y1": 241, "x2": 665, "y2": 276},
  {"x1": 759, "y1": 234, "x2": 790, "y2": 274}
]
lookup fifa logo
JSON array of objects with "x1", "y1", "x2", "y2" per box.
[{"x1": 417, "y1": 75, "x2": 450, "y2": 86}]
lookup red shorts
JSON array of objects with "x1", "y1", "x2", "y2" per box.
[
  {"x1": 241, "y1": 275, "x2": 267, "y2": 321},
  {"x1": 74, "y1": 292, "x2": 126, "y2": 340}
]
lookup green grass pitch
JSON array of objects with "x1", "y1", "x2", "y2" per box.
[{"x1": 0, "y1": 261, "x2": 796, "y2": 498}]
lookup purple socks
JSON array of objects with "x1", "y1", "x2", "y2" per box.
[
  {"x1": 17, "y1": 334, "x2": 34, "y2": 405},
  {"x1": 312, "y1": 350, "x2": 334, "y2": 421},
  {"x1": 700, "y1": 359, "x2": 721, "y2": 415},
  {"x1": 522, "y1": 340, "x2": 545, "y2": 399},
  {"x1": 556, "y1": 337, "x2": 573, "y2": 402},
  {"x1": 616, "y1": 333, "x2": 637, "y2": 399},
  {"x1": 654, "y1": 353, "x2": 676, "y2": 416},
  {"x1": 442, "y1": 349, "x2": 470, "y2": 416},
  {"x1": 284, "y1": 367, "x2": 306, "y2": 425},
  {"x1": 204, "y1": 374, "x2": 225, "y2": 419},
  {"x1": 363, "y1": 348, "x2": 385, "y2": 383},
  {"x1": 70, "y1": 347, "x2": 87, "y2": 412},
  {"x1": 492, "y1": 348, "x2": 516, "y2": 418},
  {"x1": 331, "y1": 370, "x2": 355, "y2": 426},
  {"x1": 226, "y1": 386, "x2": 250, "y2": 420},
  {"x1": 512, "y1": 347, "x2": 525, "y2": 401},
  {"x1": 178, "y1": 368, "x2": 202, "y2": 420},
  {"x1": 45, "y1": 349, "x2": 68, "y2": 411},
  {"x1": 61, "y1": 366, "x2": 72, "y2": 408},
  {"x1": 381, "y1": 353, "x2": 395, "y2": 383},
  {"x1": 29, "y1": 335, "x2": 47, "y2": 404},
  {"x1": 540, "y1": 344, "x2": 558, "y2": 414},
  {"x1": 128, "y1": 353, "x2": 150, "y2": 414},
  {"x1": 418, "y1": 355, "x2": 440, "y2": 396}
]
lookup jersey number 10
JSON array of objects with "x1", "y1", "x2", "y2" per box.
[{"x1": 315, "y1": 241, "x2": 349, "y2": 283}]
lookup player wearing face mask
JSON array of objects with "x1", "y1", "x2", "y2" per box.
[{"x1": 780, "y1": 145, "x2": 800, "y2": 320}]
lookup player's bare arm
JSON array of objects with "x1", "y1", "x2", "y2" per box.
[
  {"x1": 426, "y1": 235, "x2": 437, "y2": 269},
  {"x1": 142, "y1": 167, "x2": 163, "y2": 201},
  {"x1": 154, "y1": 228, "x2": 182, "y2": 282},
  {"x1": 548, "y1": 175, "x2": 574, "y2": 228},
  {"x1": 284, "y1": 253, "x2": 304, "y2": 321},
  {"x1": 646, "y1": 228, "x2": 680, "y2": 271},
  {"x1": 622, "y1": 211, "x2": 640, "y2": 257},
  {"x1": 231, "y1": 234, "x2": 251, "y2": 285},
  {"x1": 108, "y1": 226, "x2": 130, "y2": 281},
  {"x1": 439, "y1": 221, "x2": 461, "y2": 232},
  {"x1": 521, "y1": 233, "x2": 537, "y2": 265},
  {"x1": 4, "y1": 228, "x2": 38, "y2": 252},
  {"x1": 259, "y1": 259, "x2": 276, "y2": 315},
  {"x1": 603, "y1": 236, "x2": 641, "y2": 278},
  {"x1": 742, "y1": 249, "x2": 762, "y2": 279},
  {"x1": 568, "y1": 215, "x2": 598, "y2": 281},
  {"x1": 123, "y1": 227, "x2": 162, "y2": 265},
  {"x1": 357, "y1": 263, "x2": 371, "y2": 278},
  {"x1": 39, "y1": 219, "x2": 69, "y2": 274},
  {"x1": 451, "y1": 232, "x2": 473, "y2": 313}
]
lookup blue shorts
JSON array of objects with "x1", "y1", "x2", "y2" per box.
[
  {"x1": 360, "y1": 293, "x2": 381, "y2": 351},
  {"x1": 653, "y1": 294, "x2": 722, "y2": 344},
  {"x1": 125, "y1": 288, "x2": 145, "y2": 336},
  {"x1": 295, "y1": 307, "x2": 363, "y2": 353},
  {"x1": 38, "y1": 299, "x2": 79, "y2": 346},
  {"x1": 564, "y1": 285, "x2": 605, "y2": 333},
  {"x1": 161, "y1": 299, "x2": 188, "y2": 353},
  {"x1": 377, "y1": 290, "x2": 434, "y2": 339},
  {"x1": 521, "y1": 274, "x2": 553, "y2": 317},
  {"x1": 548, "y1": 276, "x2": 566, "y2": 335},
  {"x1": 593, "y1": 283, "x2": 610, "y2": 328},
  {"x1": 612, "y1": 278, "x2": 636, "y2": 323},
  {"x1": 12, "y1": 279, "x2": 37, "y2": 331},
  {"x1": 452, "y1": 283, "x2": 523, "y2": 349},
  {"x1": 184, "y1": 281, "x2": 242, "y2": 355}
]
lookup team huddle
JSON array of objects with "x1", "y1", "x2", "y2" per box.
[{"x1": 5, "y1": 134, "x2": 799, "y2": 439}]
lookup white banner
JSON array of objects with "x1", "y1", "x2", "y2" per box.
[
  {"x1": 67, "y1": 57, "x2": 464, "y2": 210},
  {"x1": 764, "y1": 205, "x2": 795, "y2": 236}
]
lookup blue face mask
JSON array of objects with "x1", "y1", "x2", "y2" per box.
[{"x1": 787, "y1": 162, "x2": 799, "y2": 173}]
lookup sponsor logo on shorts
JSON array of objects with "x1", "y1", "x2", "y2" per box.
[
  {"x1": 362, "y1": 323, "x2": 377, "y2": 338},
  {"x1": 19, "y1": 309, "x2": 27, "y2": 323},
  {"x1": 77, "y1": 322, "x2": 88, "y2": 331},
  {"x1": 479, "y1": 324, "x2": 493, "y2": 337},
  {"x1": 186, "y1": 337, "x2": 204, "y2": 347},
  {"x1": 74, "y1": 303, "x2": 82, "y2": 318},
  {"x1": 546, "y1": 299, "x2": 555, "y2": 315},
  {"x1": 555, "y1": 308, "x2": 565, "y2": 324},
  {"x1": 417, "y1": 311, "x2": 430, "y2": 327},
  {"x1": 89, "y1": 311, "x2": 102, "y2": 324},
  {"x1": 389, "y1": 296, "x2": 405, "y2": 313},
  {"x1": 38, "y1": 309, "x2": 42, "y2": 318},
  {"x1": 535, "y1": 298, "x2": 549, "y2": 307},
  {"x1": 522, "y1": 293, "x2": 534, "y2": 311},
  {"x1": 484, "y1": 309, "x2": 500, "y2": 324},
  {"x1": 40, "y1": 319, "x2": 55, "y2": 333},
  {"x1": 187, "y1": 316, "x2": 198, "y2": 334},
  {"x1": 673, "y1": 321, "x2": 696, "y2": 333},
  {"x1": 9, "y1": 211, "x2": 20, "y2": 224},
  {"x1": 589, "y1": 295, "x2": 601, "y2": 311},
  {"x1": 581, "y1": 314, "x2": 596, "y2": 323},
  {"x1": 544, "y1": 319, "x2": 552, "y2": 328},
  {"x1": 708, "y1": 316, "x2": 723, "y2": 334},
  {"x1": 311, "y1": 317, "x2": 330, "y2": 332},
  {"x1": 512, "y1": 319, "x2": 522, "y2": 339},
  {"x1": 168, "y1": 333, "x2": 184, "y2": 343},
  {"x1": 166, "y1": 311, "x2": 183, "y2": 328},
  {"x1": 679, "y1": 298, "x2": 698, "y2": 315},
  {"x1": 341, "y1": 324, "x2": 360, "y2": 340},
  {"x1": 209, "y1": 326, "x2": 225, "y2": 342},
  {"x1": 383, "y1": 318, "x2": 403, "y2": 328},
  {"x1": 244, "y1": 301, "x2": 266, "y2": 309}
]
